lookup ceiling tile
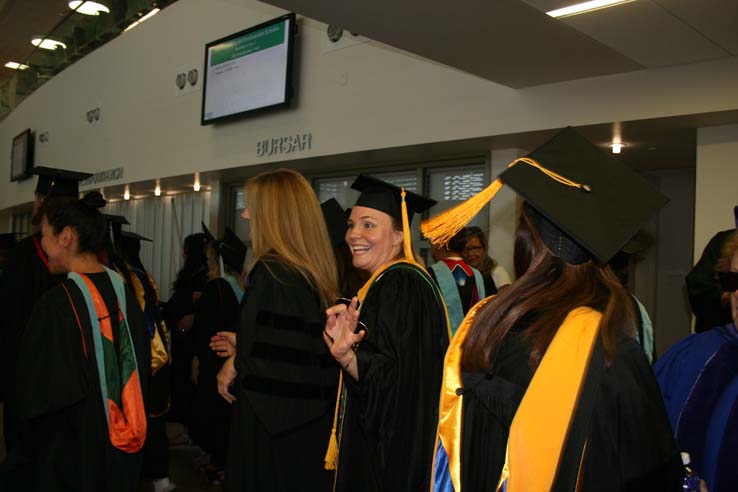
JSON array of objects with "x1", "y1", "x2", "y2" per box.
[
  {"x1": 655, "y1": 0, "x2": 738, "y2": 55},
  {"x1": 262, "y1": 0, "x2": 643, "y2": 88},
  {"x1": 559, "y1": 0, "x2": 729, "y2": 67}
]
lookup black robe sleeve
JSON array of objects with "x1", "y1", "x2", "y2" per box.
[
  {"x1": 338, "y1": 265, "x2": 449, "y2": 492},
  {"x1": 235, "y1": 260, "x2": 338, "y2": 435},
  {"x1": 581, "y1": 337, "x2": 682, "y2": 491}
]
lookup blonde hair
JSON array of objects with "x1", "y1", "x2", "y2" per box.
[{"x1": 245, "y1": 168, "x2": 339, "y2": 307}]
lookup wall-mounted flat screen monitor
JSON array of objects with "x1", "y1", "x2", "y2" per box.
[
  {"x1": 10, "y1": 129, "x2": 34, "y2": 182},
  {"x1": 201, "y1": 13, "x2": 296, "y2": 125}
]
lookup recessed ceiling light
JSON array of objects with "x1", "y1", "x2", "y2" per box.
[
  {"x1": 4, "y1": 61, "x2": 29, "y2": 70},
  {"x1": 124, "y1": 185, "x2": 130, "y2": 200},
  {"x1": 68, "y1": 1, "x2": 110, "y2": 16},
  {"x1": 31, "y1": 37, "x2": 67, "y2": 50},
  {"x1": 610, "y1": 142, "x2": 626, "y2": 154},
  {"x1": 547, "y1": 0, "x2": 636, "y2": 19}
]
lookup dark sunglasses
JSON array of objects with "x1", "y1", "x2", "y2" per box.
[{"x1": 718, "y1": 271, "x2": 738, "y2": 292}]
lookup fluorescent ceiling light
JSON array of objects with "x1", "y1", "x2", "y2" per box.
[
  {"x1": 4, "y1": 61, "x2": 29, "y2": 70},
  {"x1": 31, "y1": 37, "x2": 67, "y2": 50},
  {"x1": 69, "y1": 1, "x2": 110, "y2": 16},
  {"x1": 547, "y1": 0, "x2": 635, "y2": 19},
  {"x1": 124, "y1": 8, "x2": 160, "y2": 32}
]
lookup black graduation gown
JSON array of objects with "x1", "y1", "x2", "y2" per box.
[
  {"x1": 686, "y1": 229, "x2": 735, "y2": 332},
  {"x1": 227, "y1": 260, "x2": 338, "y2": 492},
  {"x1": 9, "y1": 272, "x2": 150, "y2": 492},
  {"x1": 164, "y1": 268, "x2": 207, "y2": 425},
  {"x1": 0, "y1": 233, "x2": 63, "y2": 451},
  {"x1": 192, "y1": 277, "x2": 239, "y2": 466},
  {"x1": 336, "y1": 263, "x2": 449, "y2": 492},
  {"x1": 459, "y1": 329, "x2": 683, "y2": 492}
]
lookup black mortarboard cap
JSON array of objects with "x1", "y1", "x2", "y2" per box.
[
  {"x1": 104, "y1": 214, "x2": 129, "y2": 245},
  {"x1": 218, "y1": 227, "x2": 247, "y2": 273},
  {"x1": 351, "y1": 174, "x2": 436, "y2": 224},
  {"x1": 120, "y1": 231, "x2": 152, "y2": 242},
  {"x1": 500, "y1": 127, "x2": 669, "y2": 264},
  {"x1": 33, "y1": 166, "x2": 92, "y2": 197},
  {"x1": 119, "y1": 231, "x2": 151, "y2": 270},
  {"x1": 321, "y1": 198, "x2": 348, "y2": 248},
  {"x1": 202, "y1": 222, "x2": 216, "y2": 243}
]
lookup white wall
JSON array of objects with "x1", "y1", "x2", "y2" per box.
[
  {"x1": 2, "y1": 0, "x2": 738, "y2": 213},
  {"x1": 694, "y1": 124, "x2": 738, "y2": 260}
]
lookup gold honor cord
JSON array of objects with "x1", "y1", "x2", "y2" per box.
[{"x1": 420, "y1": 157, "x2": 592, "y2": 247}]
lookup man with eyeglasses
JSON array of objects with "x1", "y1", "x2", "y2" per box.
[{"x1": 460, "y1": 226, "x2": 511, "y2": 296}]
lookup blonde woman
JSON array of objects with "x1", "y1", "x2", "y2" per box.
[{"x1": 217, "y1": 168, "x2": 340, "y2": 492}]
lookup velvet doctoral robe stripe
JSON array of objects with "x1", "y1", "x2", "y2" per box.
[{"x1": 237, "y1": 260, "x2": 338, "y2": 436}]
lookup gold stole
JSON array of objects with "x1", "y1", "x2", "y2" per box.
[
  {"x1": 434, "y1": 306, "x2": 601, "y2": 492},
  {"x1": 433, "y1": 296, "x2": 495, "y2": 492},
  {"x1": 500, "y1": 307, "x2": 601, "y2": 491}
]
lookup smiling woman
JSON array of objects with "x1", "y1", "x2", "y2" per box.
[{"x1": 323, "y1": 174, "x2": 449, "y2": 492}]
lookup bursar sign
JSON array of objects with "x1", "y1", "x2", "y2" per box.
[{"x1": 256, "y1": 133, "x2": 312, "y2": 157}]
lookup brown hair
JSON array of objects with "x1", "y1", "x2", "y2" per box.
[
  {"x1": 717, "y1": 231, "x2": 738, "y2": 272},
  {"x1": 245, "y1": 168, "x2": 339, "y2": 307},
  {"x1": 461, "y1": 206, "x2": 636, "y2": 371}
]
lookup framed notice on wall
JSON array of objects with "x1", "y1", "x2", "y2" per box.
[{"x1": 10, "y1": 128, "x2": 33, "y2": 182}]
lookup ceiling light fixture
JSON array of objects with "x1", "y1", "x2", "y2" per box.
[
  {"x1": 547, "y1": 0, "x2": 635, "y2": 19},
  {"x1": 31, "y1": 36, "x2": 67, "y2": 50},
  {"x1": 155, "y1": 179, "x2": 161, "y2": 197},
  {"x1": 4, "y1": 61, "x2": 29, "y2": 70},
  {"x1": 124, "y1": 8, "x2": 161, "y2": 32},
  {"x1": 124, "y1": 185, "x2": 130, "y2": 200},
  {"x1": 193, "y1": 172, "x2": 201, "y2": 192},
  {"x1": 610, "y1": 142, "x2": 625, "y2": 154},
  {"x1": 68, "y1": 1, "x2": 110, "y2": 16}
]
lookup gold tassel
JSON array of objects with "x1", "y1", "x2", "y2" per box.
[
  {"x1": 421, "y1": 178, "x2": 504, "y2": 247},
  {"x1": 324, "y1": 371, "x2": 343, "y2": 470},
  {"x1": 421, "y1": 157, "x2": 591, "y2": 247},
  {"x1": 400, "y1": 188, "x2": 415, "y2": 262}
]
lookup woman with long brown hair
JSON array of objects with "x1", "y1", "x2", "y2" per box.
[
  {"x1": 217, "y1": 168, "x2": 340, "y2": 492},
  {"x1": 425, "y1": 128, "x2": 682, "y2": 492}
]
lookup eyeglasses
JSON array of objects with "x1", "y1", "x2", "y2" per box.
[
  {"x1": 718, "y1": 271, "x2": 738, "y2": 292},
  {"x1": 463, "y1": 246, "x2": 484, "y2": 254}
]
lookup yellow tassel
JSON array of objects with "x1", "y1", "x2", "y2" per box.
[
  {"x1": 421, "y1": 178, "x2": 504, "y2": 247},
  {"x1": 400, "y1": 188, "x2": 415, "y2": 262},
  {"x1": 324, "y1": 371, "x2": 343, "y2": 470},
  {"x1": 324, "y1": 428, "x2": 339, "y2": 470},
  {"x1": 421, "y1": 156, "x2": 591, "y2": 247}
]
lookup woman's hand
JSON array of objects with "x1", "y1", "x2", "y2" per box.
[
  {"x1": 210, "y1": 331, "x2": 237, "y2": 358},
  {"x1": 217, "y1": 355, "x2": 238, "y2": 404},
  {"x1": 323, "y1": 297, "x2": 365, "y2": 380}
]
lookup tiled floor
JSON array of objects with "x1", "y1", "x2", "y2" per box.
[{"x1": 137, "y1": 424, "x2": 221, "y2": 492}]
